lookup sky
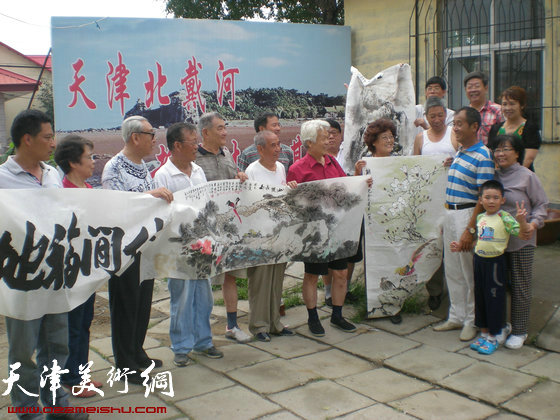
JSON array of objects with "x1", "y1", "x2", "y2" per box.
[{"x1": 1, "y1": 0, "x2": 170, "y2": 54}]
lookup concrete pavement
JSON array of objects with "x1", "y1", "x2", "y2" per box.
[{"x1": 1, "y1": 243, "x2": 559, "y2": 420}]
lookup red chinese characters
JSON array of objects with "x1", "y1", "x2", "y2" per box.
[
  {"x1": 106, "y1": 52, "x2": 131, "y2": 115},
  {"x1": 215, "y1": 60, "x2": 239, "y2": 111},
  {"x1": 230, "y1": 139, "x2": 240, "y2": 164},
  {"x1": 180, "y1": 56, "x2": 206, "y2": 113},
  {"x1": 68, "y1": 59, "x2": 96, "y2": 110},
  {"x1": 144, "y1": 62, "x2": 170, "y2": 108},
  {"x1": 291, "y1": 135, "x2": 303, "y2": 162}
]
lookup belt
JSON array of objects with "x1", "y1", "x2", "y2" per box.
[{"x1": 445, "y1": 202, "x2": 476, "y2": 210}]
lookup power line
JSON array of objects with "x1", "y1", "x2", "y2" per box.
[{"x1": 0, "y1": 13, "x2": 108, "y2": 29}]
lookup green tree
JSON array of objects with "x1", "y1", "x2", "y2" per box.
[{"x1": 165, "y1": 0, "x2": 344, "y2": 25}]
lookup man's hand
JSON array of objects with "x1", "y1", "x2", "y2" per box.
[
  {"x1": 287, "y1": 181, "x2": 297, "y2": 189},
  {"x1": 354, "y1": 160, "x2": 367, "y2": 176},
  {"x1": 147, "y1": 187, "x2": 173, "y2": 203},
  {"x1": 458, "y1": 229, "x2": 474, "y2": 252},
  {"x1": 443, "y1": 157, "x2": 454, "y2": 167},
  {"x1": 236, "y1": 171, "x2": 248, "y2": 183},
  {"x1": 414, "y1": 118, "x2": 429, "y2": 130}
]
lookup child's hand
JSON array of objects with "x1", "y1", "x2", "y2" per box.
[
  {"x1": 449, "y1": 241, "x2": 461, "y2": 252},
  {"x1": 515, "y1": 200, "x2": 528, "y2": 223}
]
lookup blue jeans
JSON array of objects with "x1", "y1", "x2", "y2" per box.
[
  {"x1": 6, "y1": 314, "x2": 70, "y2": 419},
  {"x1": 168, "y1": 278, "x2": 213, "y2": 354},
  {"x1": 62, "y1": 294, "x2": 95, "y2": 386}
]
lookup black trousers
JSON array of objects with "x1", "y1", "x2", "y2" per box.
[
  {"x1": 473, "y1": 253, "x2": 506, "y2": 336},
  {"x1": 108, "y1": 254, "x2": 154, "y2": 370}
]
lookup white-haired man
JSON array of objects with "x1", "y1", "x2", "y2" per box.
[
  {"x1": 287, "y1": 120, "x2": 368, "y2": 337},
  {"x1": 102, "y1": 115, "x2": 173, "y2": 383}
]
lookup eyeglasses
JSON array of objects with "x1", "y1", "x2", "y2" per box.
[
  {"x1": 136, "y1": 131, "x2": 155, "y2": 139},
  {"x1": 494, "y1": 147, "x2": 514, "y2": 154},
  {"x1": 378, "y1": 135, "x2": 394, "y2": 143}
]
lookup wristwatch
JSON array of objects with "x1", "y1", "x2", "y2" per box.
[{"x1": 467, "y1": 227, "x2": 476, "y2": 235}]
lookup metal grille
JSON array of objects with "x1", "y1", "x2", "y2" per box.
[{"x1": 409, "y1": 0, "x2": 559, "y2": 142}]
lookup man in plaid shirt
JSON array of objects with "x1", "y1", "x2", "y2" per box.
[{"x1": 463, "y1": 71, "x2": 504, "y2": 145}]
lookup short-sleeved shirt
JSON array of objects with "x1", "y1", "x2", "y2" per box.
[
  {"x1": 286, "y1": 153, "x2": 346, "y2": 183},
  {"x1": 478, "y1": 100, "x2": 504, "y2": 145},
  {"x1": 245, "y1": 160, "x2": 286, "y2": 186},
  {"x1": 101, "y1": 152, "x2": 154, "y2": 192},
  {"x1": 0, "y1": 156, "x2": 62, "y2": 189},
  {"x1": 153, "y1": 158, "x2": 207, "y2": 193},
  {"x1": 475, "y1": 210, "x2": 520, "y2": 258},
  {"x1": 445, "y1": 141, "x2": 494, "y2": 205},
  {"x1": 195, "y1": 145, "x2": 238, "y2": 181},
  {"x1": 62, "y1": 177, "x2": 92, "y2": 189},
  {"x1": 237, "y1": 143, "x2": 294, "y2": 173}
]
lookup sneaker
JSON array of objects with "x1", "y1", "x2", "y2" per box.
[
  {"x1": 470, "y1": 336, "x2": 488, "y2": 351},
  {"x1": 330, "y1": 317, "x2": 357, "y2": 333},
  {"x1": 428, "y1": 294, "x2": 442, "y2": 310},
  {"x1": 505, "y1": 334, "x2": 528, "y2": 350},
  {"x1": 433, "y1": 320, "x2": 462, "y2": 332},
  {"x1": 459, "y1": 324, "x2": 478, "y2": 341},
  {"x1": 225, "y1": 326, "x2": 251, "y2": 343},
  {"x1": 138, "y1": 358, "x2": 163, "y2": 368},
  {"x1": 496, "y1": 323, "x2": 512, "y2": 345},
  {"x1": 62, "y1": 384, "x2": 97, "y2": 398},
  {"x1": 255, "y1": 332, "x2": 271, "y2": 342},
  {"x1": 272, "y1": 327, "x2": 295, "y2": 336},
  {"x1": 390, "y1": 313, "x2": 402, "y2": 324},
  {"x1": 478, "y1": 339, "x2": 498, "y2": 355},
  {"x1": 325, "y1": 297, "x2": 333, "y2": 307},
  {"x1": 194, "y1": 346, "x2": 224, "y2": 359},
  {"x1": 173, "y1": 353, "x2": 192, "y2": 367},
  {"x1": 308, "y1": 319, "x2": 325, "y2": 337}
]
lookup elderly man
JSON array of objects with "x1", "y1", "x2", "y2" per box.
[
  {"x1": 434, "y1": 107, "x2": 495, "y2": 341},
  {"x1": 237, "y1": 112, "x2": 294, "y2": 173},
  {"x1": 463, "y1": 71, "x2": 503, "y2": 145},
  {"x1": 195, "y1": 112, "x2": 251, "y2": 343},
  {"x1": 0, "y1": 110, "x2": 88, "y2": 419},
  {"x1": 102, "y1": 115, "x2": 173, "y2": 383},
  {"x1": 154, "y1": 122, "x2": 223, "y2": 365},
  {"x1": 414, "y1": 76, "x2": 455, "y2": 135},
  {"x1": 287, "y1": 119, "x2": 363, "y2": 336},
  {"x1": 245, "y1": 130, "x2": 297, "y2": 341}
]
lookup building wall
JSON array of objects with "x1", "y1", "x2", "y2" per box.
[{"x1": 345, "y1": 0, "x2": 560, "y2": 205}]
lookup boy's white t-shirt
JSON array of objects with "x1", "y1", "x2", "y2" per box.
[{"x1": 245, "y1": 160, "x2": 286, "y2": 186}]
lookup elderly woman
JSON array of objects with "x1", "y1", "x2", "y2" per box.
[
  {"x1": 287, "y1": 119, "x2": 366, "y2": 337},
  {"x1": 488, "y1": 86, "x2": 542, "y2": 171},
  {"x1": 364, "y1": 118, "x2": 398, "y2": 158},
  {"x1": 492, "y1": 135, "x2": 548, "y2": 349},
  {"x1": 413, "y1": 96, "x2": 457, "y2": 157},
  {"x1": 54, "y1": 135, "x2": 102, "y2": 397}
]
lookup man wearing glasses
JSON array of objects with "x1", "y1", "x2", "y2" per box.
[{"x1": 102, "y1": 115, "x2": 173, "y2": 383}]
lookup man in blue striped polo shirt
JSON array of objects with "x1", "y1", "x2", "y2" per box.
[{"x1": 434, "y1": 107, "x2": 494, "y2": 341}]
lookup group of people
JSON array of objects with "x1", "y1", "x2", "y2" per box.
[
  {"x1": 410, "y1": 71, "x2": 548, "y2": 355},
  {"x1": 0, "y1": 68, "x2": 549, "y2": 418}
]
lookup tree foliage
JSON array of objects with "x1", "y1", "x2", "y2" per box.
[{"x1": 165, "y1": 0, "x2": 344, "y2": 25}]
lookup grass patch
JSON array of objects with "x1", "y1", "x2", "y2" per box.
[
  {"x1": 236, "y1": 277, "x2": 249, "y2": 300},
  {"x1": 214, "y1": 298, "x2": 224, "y2": 306},
  {"x1": 349, "y1": 282, "x2": 368, "y2": 323},
  {"x1": 400, "y1": 291, "x2": 426, "y2": 314},
  {"x1": 282, "y1": 283, "x2": 304, "y2": 309}
]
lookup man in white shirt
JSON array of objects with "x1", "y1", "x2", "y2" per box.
[
  {"x1": 0, "y1": 110, "x2": 89, "y2": 419},
  {"x1": 245, "y1": 130, "x2": 297, "y2": 341},
  {"x1": 154, "y1": 122, "x2": 223, "y2": 365},
  {"x1": 414, "y1": 76, "x2": 455, "y2": 136}
]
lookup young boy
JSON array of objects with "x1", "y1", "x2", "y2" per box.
[{"x1": 451, "y1": 180, "x2": 527, "y2": 355}]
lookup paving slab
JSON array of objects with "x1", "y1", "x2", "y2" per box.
[
  {"x1": 284, "y1": 261, "x2": 304, "y2": 277},
  {"x1": 189, "y1": 342, "x2": 275, "y2": 372},
  {"x1": 90, "y1": 336, "x2": 160, "y2": 358},
  {"x1": 363, "y1": 314, "x2": 440, "y2": 336},
  {"x1": 281, "y1": 305, "x2": 310, "y2": 330},
  {"x1": 384, "y1": 344, "x2": 475, "y2": 383},
  {"x1": 296, "y1": 320, "x2": 371, "y2": 345},
  {"x1": 269, "y1": 380, "x2": 373, "y2": 420},
  {"x1": 520, "y1": 352, "x2": 560, "y2": 383},
  {"x1": 88, "y1": 348, "x2": 113, "y2": 373},
  {"x1": 237, "y1": 299, "x2": 250, "y2": 314},
  {"x1": 158, "y1": 363, "x2": 235, "y2": 401},
  {"x1": 537, "y1": 307, "x2": 560, "y2": 353},
  {"x1": 82, "y1": 392, "x2": 178, "y2": 419},
  {"x1": 335, "y1": 330, "x2": 420, "y2": 363},
  {"x1": 390, "y1": 389, "x2": 498, "y2": 420},
  {"x1": 248, "y1": 334, "x2": 329, "y2": 359},
  {"x1": 228, "y1": 358, "x2": 321, "y2": 394},
  {"x1": 458, "y1": 344, "x2": 545, "y2": 369},
  {"x1": 291, "y1": 348, "x2": 375, "y2": 379},
  {"x1": 502, "y1": 380, "x2": 560, "y2": 420},
  {"x1": 257, "y1": 410, "x2": 302, "y2": 420},
  {"x1": 336, "y1": 403, "x2": 417, "y2": 419},
  {"x1": 148, "y1": 317, "x2": 170, "y2": 335},
  {"x1": 440, "y1": 362, "x2": 537, "y2": 405},
  {"x1": 151, "y1": 299, "x2": 171, "y2": 317},
  {"x1": 336, "y1": 367, "x2": 432, "y2": 403},
  {"x1": 486, "y1": 413, "x2": 528, "y2": 420},
  {"x1": 177, "y1": 385, "x2": 279, "y2": 420},
  {"x1": 407, "y1": 326, "x2": 471, "y2": 352}
]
